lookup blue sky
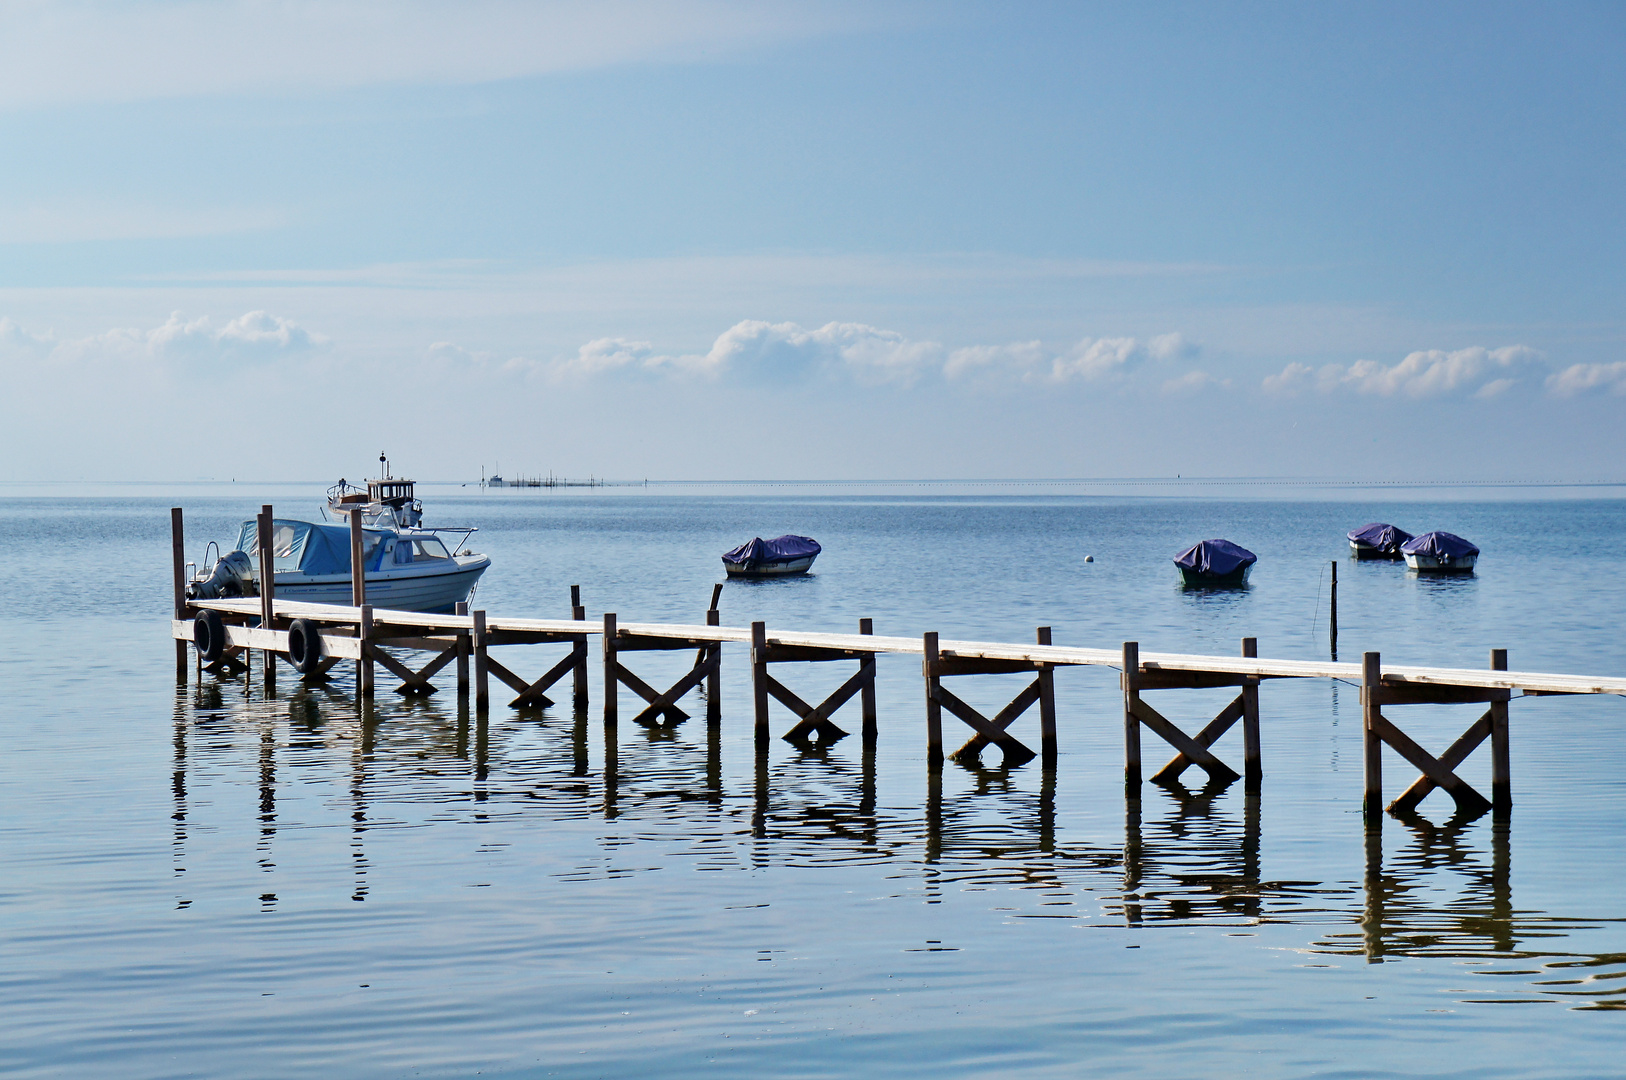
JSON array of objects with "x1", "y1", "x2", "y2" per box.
[{"x1": 2, "y1": 1, "x2": 1623, "y2": 481}]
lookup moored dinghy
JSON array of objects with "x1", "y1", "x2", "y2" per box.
[
  {"x1": 722, "y1": 535, "x2": 820, "y2": 578},
  {"x1": 1174, "y1": 539, "x2": 1256, "y2": 587},
  {"x1": 1348, "y1": 522, "x2": 1414, "y2": 560},
  {"x1": 1401, "y1": 531, "x2": 1479, "y2": 574}
]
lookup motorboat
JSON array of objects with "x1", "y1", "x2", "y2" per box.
[
  {"x1": 1174, "y1": 539, "x2": 1256, "y2": 587},
  {"x1": 190, "y1": 467, "x2": 489, "y2": 613},
  {"x1": 1401, "y1": 531, "x2": 1478, "y2": 574},
  {"x1": 1347, "y1": 522, "x2": 1413, "y2": 560},
  {"x1": 722, "y1": 535, "x2": 820, "y2": 577}
]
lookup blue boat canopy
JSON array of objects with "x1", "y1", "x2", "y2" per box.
[
  {"x1": 238, "y1": 519, "x2": 388, "y2": 574},
  {"x1": 1348, "y1": 522, "x2": 1414, "y2": 550},
  {"x1": 1400, "y1": 531, "x2": 1479, "y2": 559},
  {"x1": 723, "y1": 535, "x2": 821, "y2": 564},
  {"x1": 1173, "y1": 539, "x2": 1257, "y2": 576}
]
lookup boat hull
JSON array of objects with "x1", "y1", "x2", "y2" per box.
[
  {"x1": 1404, "y1": 553, "x2": 1477, "y2": 574},
  {"x1": 723, "y1": 554, "x2": 817, "y2": 578},
  {"x1": 1179, "y1": 564, "x2": 1252, "y2": 588},
  {"x1": 272, "y1": 557, "x2": 490, "y2": 613},
  {"x1": 1350, "y1": 541, "x2": 1405, "y2": 561}
]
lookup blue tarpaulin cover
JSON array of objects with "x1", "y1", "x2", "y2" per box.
[
  {"x1": 1400, "y1": 531, "x2": 1479, "y2": 559},
  {"x1": 238, "y1": 519, "x2": 388, "y2": 574},
  {"x1": 1347, "y1": 522, "x2": 1414, "y2": 551},
  {"x1": 1173, "y1": 539, "x2": 1257, "y2": 576},
  {"x1": 723, "y1": 535, "x2": 821, "y2": 564}
]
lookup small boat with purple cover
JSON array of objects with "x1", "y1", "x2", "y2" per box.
[
  {"x1": 722, "y1": 535, "x2": 821, "y2": 578},
  {"x1": 1401, "y1": 531, "x2": 1478, "y2": 574},
  {"x1": 1174, "y1": 539, "x2": 1256, "y2": 587},
  {"x1": 1348, "y1": 522, "x2": 1413, "y2": 561}
]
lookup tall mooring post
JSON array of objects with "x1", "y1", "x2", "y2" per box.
[
  {"x1": 1329, "y1": 561, "x2": 1338, "y2": 656},
  {"x1": 1362, "y1": 651, "x2": 1382, "y2": 827},
  {"x1": 171, "y1": 507, "x2": 187, "y2": 683},
  {"x1": 257, "y1": 505, "x2": 275, "y2": 690}
]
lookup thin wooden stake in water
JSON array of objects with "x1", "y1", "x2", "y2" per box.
[{"x1": 1329, "y1": 561, "x2": 1338, "y2": 656}]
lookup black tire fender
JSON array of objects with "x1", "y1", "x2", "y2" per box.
[
  {"x1": 287, "y1": 618, "x2": 324, "y2": 675},
  {"x1": 194, "y1": 609, "x2": 226, "y2": 662}
]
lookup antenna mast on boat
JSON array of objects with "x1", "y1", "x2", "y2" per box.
[{"x1": 380, "y1": 452, "x2": 389, "y2": 479}]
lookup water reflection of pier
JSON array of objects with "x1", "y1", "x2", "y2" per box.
[{"x1": 169, "y1": 683, "x2": 1626, "y2": 1009}]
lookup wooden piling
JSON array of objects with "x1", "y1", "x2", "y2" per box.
[
  {"x1": 1329, "y1": 561, "x2": 1338, "y2": 654},
  {"x1": 751, "y1": 621, "x2": 769, "y2": 747},
  {"x1": 1122, "y1": 642, "x2": 1141, "y2": 796},
  {"x1": 349, "y1": 511, "x2": 366, "y2": 607},
  {"x1": 572, "y1": 585, "x2": 588, "y2": 704},
  {"x1": 473, "y1": 609, "x2": 489, "y2": 713},
  {"x1": 602, "y1": 613, "x2": 617, "y2": 724},
  {"x1": 706, "y1": 607, "x2": 722, "y2": 723},
  {"x1": 258, "y1": 507, "x2": 275, "y2": 689},
  {"x1": 1362, "y1": 651, "x2": 1382, "y2": 826},
  {"x1": 455, "y1": 601, "x2": 470, "y2": 696},
  {"x1": 1242, "y1": 636, "x2": 1261, "y2": 794},
  {"x1": 171, "y1": 507, "x2": 187, "y2": 682},
  {"x1": 859, "y1": 618, "x2": 877, "y2": 742},
  {"x1": 1037, "y1": 626, "x2": 1057, "y2": 769},
  {"x1": 924, "y1": 632, "x2": 943, "y2": 766},
  {"x1": 359, "y1": 604, "x2": 374, "y2": 697},
  {"x1": 1491, "y1": 647, "x2": 1511, "y2": 817}
]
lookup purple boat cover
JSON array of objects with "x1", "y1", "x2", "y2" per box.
[
  {"x1": 1400, "y1": 531, "x2": 1479, "y2": 559},
  {"x1": 723, "y1": 535, "x2": 821, "y2": 564},
  {"x1": 1347, "y1": 522, "x2": 1414, "y2": 550},
  {"x1": 1173, "y1": 539, "x2": 1257, "y2": 576}
]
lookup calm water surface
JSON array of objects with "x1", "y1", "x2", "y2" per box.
[{"x1": 4, "y1": 486, "x2": 1626, "y2": 1078}]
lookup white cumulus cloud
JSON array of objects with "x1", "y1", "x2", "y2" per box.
[
  {"x1": 0, "y1": 311, "x2": 326, "y2": 370},
  {"x1": 1262, "y1": 346, "x2": 1541, "y2": 399},
  {"x1": 1545, "y1": 362, "x2": 1626, "y2": 397}
]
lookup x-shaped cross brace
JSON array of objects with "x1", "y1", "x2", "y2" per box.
[
  {"x1": 1368, "y1": 706, "x2": 1493, "y2": 817},
  {"x1": 768, "y1": 662, "x2": 869, "y2": 745}
]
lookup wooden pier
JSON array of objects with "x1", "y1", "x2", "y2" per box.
[{"x1": 170, "y1": 507, "x2": 1626, "y2": 827}]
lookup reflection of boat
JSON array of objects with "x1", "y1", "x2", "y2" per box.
[
  {"x1": 1348, "y1": 522, "x2": 1413, "y2": 560},
  {"x1": 190, "y1": 466, "x2": 489, "y2": 613},
  {"x1": 1401, "y1": 531, "x2": 1478, "y2": 574},
  {"x1": 722, "y1": 535, "x2": 820, "y2": 577},
  {"x1": 1174, "y1": 539, "x2": 1256, "y2": 587}
]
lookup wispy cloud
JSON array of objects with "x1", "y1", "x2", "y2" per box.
[
  {"x1": 0, "y1": 1, "x2": 875, "y2": 110},
  {"x1": 1262, "y1": 346, "x2": 1541, "y2": 399},
  {"x1": 946, "y1": 331, "x2": 1204, "y2": 384},
  {"x1": 0, "y1": 311, "x2": 326, "y2": 367}
]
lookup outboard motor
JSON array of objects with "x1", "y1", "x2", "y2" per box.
[{"x1": 188, "y1": 549, "x2": 257, "y2": 599}]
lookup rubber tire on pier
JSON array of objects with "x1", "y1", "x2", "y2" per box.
[
  {"x1": 194, "y1": 609, "x2": 227, "y2": 663},
  {"x1": 287, "y1": 618, "x2": 324, "y2": 675}
]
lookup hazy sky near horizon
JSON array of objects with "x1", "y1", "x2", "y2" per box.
[{"x1": 2, "y1": 1, "x2": 1623, "y2": 482}]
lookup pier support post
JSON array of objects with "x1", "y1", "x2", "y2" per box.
[
  {"x1": 572, "y1": 586, "x2": 588, "y2": 705},
  {"x1": 1362, "y1": 651, "x2": 1382, "y2": 826},
  {"x1": 1491, "y1": 648, "x2": 1511, "y2": 818},
  {"x1": 473, "y1": 609, "x2": 488, "y2": 713},
  {"x1": 751, "y1": 622, "x2": 769, "y2": 748},
  {"x1": 455, "y1": 602, "x2": 470, "y2": 696},
  {"x1": 171, "y1": 507, "x2": 188, "y2": 683},
  {"x1": 1242, "y1": 637, "x2": 1261, "y2": 794},
  {"x1": 860, "y1": 618, "x2": 877, "y2": 743},
  {"x1": 1329, "y1": 562, "x2": 1338, "y2": 656},
  {"x1": 1037, "y1": 626, "x2": 1057, "y2": 769},
  {"x1": 348, "y1": 512, "x2": 366, "y2": 607},
  {"x1": 602, "y1": 613, "x2": 618, "y2": 724},
  {"x1": 258, "y1": 507, "x2": 276, "y2": 690},
  {"x1": 705, "y1": 607, "x2": 722, "y2": 723},
  {"x1": 923, "y1": 632, "x2": 943, "y2": 766},
  {"x1": 1122, "y1": 642, "x2": 1141, "y2": 797},
  {"x1": 359, "y1": 604, "x2": 374, "y2": 698}
]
